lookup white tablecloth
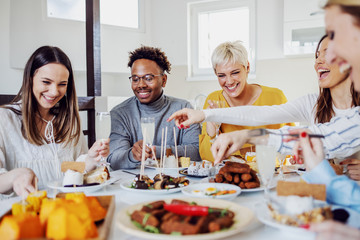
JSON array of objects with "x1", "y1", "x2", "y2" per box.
[{"x1": 1, "y1": 169, "x2": 359, "y2": 240}]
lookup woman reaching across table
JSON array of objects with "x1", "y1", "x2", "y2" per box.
[
  {"x1": 169, "y1": 35, "x2": 360, "y2": 180},
  {"x1": 0, "y1": 46, "x2": 109, "y2": 198},
  {"x1": 197, "y1": 40, "x2": 293, "y2": 162}
]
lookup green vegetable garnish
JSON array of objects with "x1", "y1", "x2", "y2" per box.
[
  {"x1": 145, "y1": 204, "x2": 153, "y2": 209},
  {"x1": 131, "y1": 221, "x2": 160, "y2": 234},
  {"x1": 170, "y1": 231, "x2": 182, "y2": 235},
  {"x1": 220, "y1": 208, "x2": 228, "y2": 217},
  {"x1": 144, "y1": 225, "x2": 160, "y2": 233},
  {"x1": 132, "y1": 220, "x2": 143, "y2": 229},
  {"x1": 190, "y1": 201, "x2": 197, "y2": 205},
  {"x1": 142, "y1": 213, "x2": 151, "y2": 225}
]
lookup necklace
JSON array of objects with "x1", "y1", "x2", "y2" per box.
[{"x1": 39, "y1": 115, "x2": 56, "y2": 143}]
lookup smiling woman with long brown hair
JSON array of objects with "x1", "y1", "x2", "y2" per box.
[{"x1": 0, "y1": 46, "x2": 109, "y2": 198}]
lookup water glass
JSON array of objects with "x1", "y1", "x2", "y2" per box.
[
  {"x1": 256, "y1": 137, "x2": 277, "y2": 196},
  {"x1": 140, "y1": 117, "x2": 155, "y2": 145},
  {"x1": 210, "y1": 100, "x2": 226, "y2": 142},
  {"x1": 277, "y1": 153, "x2": 287, "y2": 180},
  {"x1": 96, "y1": 112, "x2": 111, "y2": 165}
]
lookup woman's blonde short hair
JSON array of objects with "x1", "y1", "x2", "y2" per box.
[{"x1": 211, "y1": 41, "x2": 248, "y2": 71}]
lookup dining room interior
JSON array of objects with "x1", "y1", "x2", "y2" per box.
[{"x1": 1, "y1": 0, "x2": 359, "y2": 239}]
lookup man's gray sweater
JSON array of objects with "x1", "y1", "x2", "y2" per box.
[{"x1": 108, "y1": 93, "x2": 201, "y2": 169}]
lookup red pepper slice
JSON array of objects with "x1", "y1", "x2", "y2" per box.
[{"x1": 163, "y1": 203, "x2": 209, "y2": 216}]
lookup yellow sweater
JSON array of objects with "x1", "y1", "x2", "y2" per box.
[{"x1": 199, "y1": 85, "x2": 294, "y2": 162}]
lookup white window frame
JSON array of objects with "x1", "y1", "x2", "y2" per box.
[
  {"x1": 45, "y1": 0, "x2": 145, "y2": 32},
  {"x1": 187, "y1": 0, "x2": 256, "y2": 81}
]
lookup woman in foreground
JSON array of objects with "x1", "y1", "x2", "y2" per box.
[{"x1": 0, "y1": 46, "x2": 109, "y2": 198}]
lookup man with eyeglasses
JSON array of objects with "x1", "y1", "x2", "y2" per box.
[{"x1": 108, "y1": 46, "x2": 201, "y2": 169}]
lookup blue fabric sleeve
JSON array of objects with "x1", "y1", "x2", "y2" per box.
[{"x1": 303, "y1": 160, "x2": 360, "y2": 212}]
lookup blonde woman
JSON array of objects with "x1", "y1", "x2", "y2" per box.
[{"x1": 198, "y1": 41, "x2": 293, "y2": 162}]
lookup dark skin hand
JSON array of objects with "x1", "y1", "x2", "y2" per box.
[{"x1": 131, "y1": 140, "x2": 155, "y2": 161}]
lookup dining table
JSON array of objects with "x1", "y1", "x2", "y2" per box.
[{"x1": 1, "y1": 168, "x2": 359, "y2": 240}]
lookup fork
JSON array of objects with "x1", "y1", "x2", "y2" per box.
[{"x1": 248, "y1": 128, "x2": 324, "y2": 138}]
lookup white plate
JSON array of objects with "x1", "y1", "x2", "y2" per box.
[
  {"x1": 145, "y1": 166, "x2": 187, "y2": 170},
  {"x1": 181, "y1": 183, "x2": 241, "y2": 200},
  {"x1": 119, "y1": 180, "x2": 187, "y2": 194},
  {"x1": 255, "y1": 201, "x2": 316, "y2": 237},
  {"x1": 47, "y1": 176, "x2": 116, "y2": 194},
  {"x1": 200, "y1": 177, "x2": 276, "y2": 192},
  {"x1": 116, "y1": 197, "x2": 255, "y2": 240}
]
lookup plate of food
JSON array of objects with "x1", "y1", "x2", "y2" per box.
[
  {"x1": 0, "y1": 191, "x2": 115, "y2": 239},
  {"x1": 47, "y1": 166, "x2": 113, "y2": 194},
  {"x1": 181, "y1": 183, "x2": 241, "y2": 200},
  {"x1": 116, "y1": 197, "x2": 255, "y2": 240},
  {"x1": 179, "y1": 169, "x2": 208, "y2": 178},
  {"x1": 200, "y1": 177, "x2": 276, "y2": 192},
  {"x1": 178, "y1": 160, "x2": 217, "y2": 178},
  {"x1": 254, "y1": 194, "x2": 349, "y2": 237},
  {"x1": 120, "y1": 174, "x2": 190, "y2": 194},
  {"x1": 200, "y1": 161, "x2": 276, "y2": 192}
]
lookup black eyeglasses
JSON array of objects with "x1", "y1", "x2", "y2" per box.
[{"x1": 129, "y1": 74, "x2": 163, "y2": 84}]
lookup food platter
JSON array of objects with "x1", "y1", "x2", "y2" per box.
[
  {"x1": 181, "y1": 183, "x2": 241, "y2": 200},
  {"x1": 119, "y1": 180, "x2": 186, "y2": 194},
  {"x1": 116, "y1": 197, "x2": 255, "y2": 240},
  {"x1": 200, "y1": 177, "x2": 277, "y2": 193},
  {"x1": 47, "y1": 176, "x2": 117, "y2": 194},
  {"x1": 179, "y1": 169, "x2": 208, "y2": 178},
  {"x1": 255, "y1": 201, "x2": 316, "y2": 237}
]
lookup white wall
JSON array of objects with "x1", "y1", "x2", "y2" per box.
[
  {"x1": 0, "y1": 0, "x2": 318, "y2": 104},
  {"x1": 0, "y1": 0, "x2": 23, "y2": 94},
  {"x1": 150, "y1": 0, "x2": 318, "y2": 101}
]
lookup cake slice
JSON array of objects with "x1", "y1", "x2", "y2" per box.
[{"x1": 84, "y1": 166, "x2": 110, "y2": 184}]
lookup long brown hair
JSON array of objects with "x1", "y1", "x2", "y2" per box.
[
  {"x1": 314, "y1": 35, "x2": 360, "y2": 123},
  {"x1": 2, "y1": 46, "x2": 81, "y2": 146}
]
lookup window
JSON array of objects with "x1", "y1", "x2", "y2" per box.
[
  {"x1": 188, "y1": 0, "x2": 256, "y2": 81},
  {"x1": 47, "y1": 0, "x2": 140, "y2": 29}
]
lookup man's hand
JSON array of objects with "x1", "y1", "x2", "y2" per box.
[{"x1": 132, "y1": 140, "x2": 154, "y2": 161}]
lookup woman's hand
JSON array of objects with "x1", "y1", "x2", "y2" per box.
[
  {"x1": 86, "y1": 138, "x2": 110, "y2": 170},
  {"x1": 310, "y1": 220, "x2": 360, "y2": 240},
  {"x1": 206, "y1": 100, "x2": 224, "y2": 137},
  {"x1": 167, "y1": 108, "x2": 205, "y2": 129},
  {"x1": 285, "y1": 128, "x2": 312, "y2": 164},
  {"x1": 12, "y1": 168, "x2": 37, "y2": 198},
  {"x1": 295, "y1": 131, "x2": 324, "y2": 171},
  {"x1": 211, "y1": 130, "x2": 250, "y2": 164},
  {"x1": 340, "y1": 158, "x2": 360, "y2": 180}
]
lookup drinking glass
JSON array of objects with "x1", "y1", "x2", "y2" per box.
[
  {"x1": 96, "y1": 112, "x2": 111, "y2": 166},
  {"x1": 210, "y1": 100, "x2": 226, "y2": 142},
  {"x1": 277, "y1": 153, "x2": 287, "y2": 181},
  {"x1": 141, "y1": 117, "x2": 156, "y2": 164},
  {"x1": 141, "y1": 117, "x2": 155, "y2": 146},
  {"x1": 256, "y1": 137, "x2": 277, "y2": 196}
]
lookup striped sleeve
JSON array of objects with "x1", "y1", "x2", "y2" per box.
[{"x1": 269, "y1": 107, "x2": 360, "y2": 159}]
